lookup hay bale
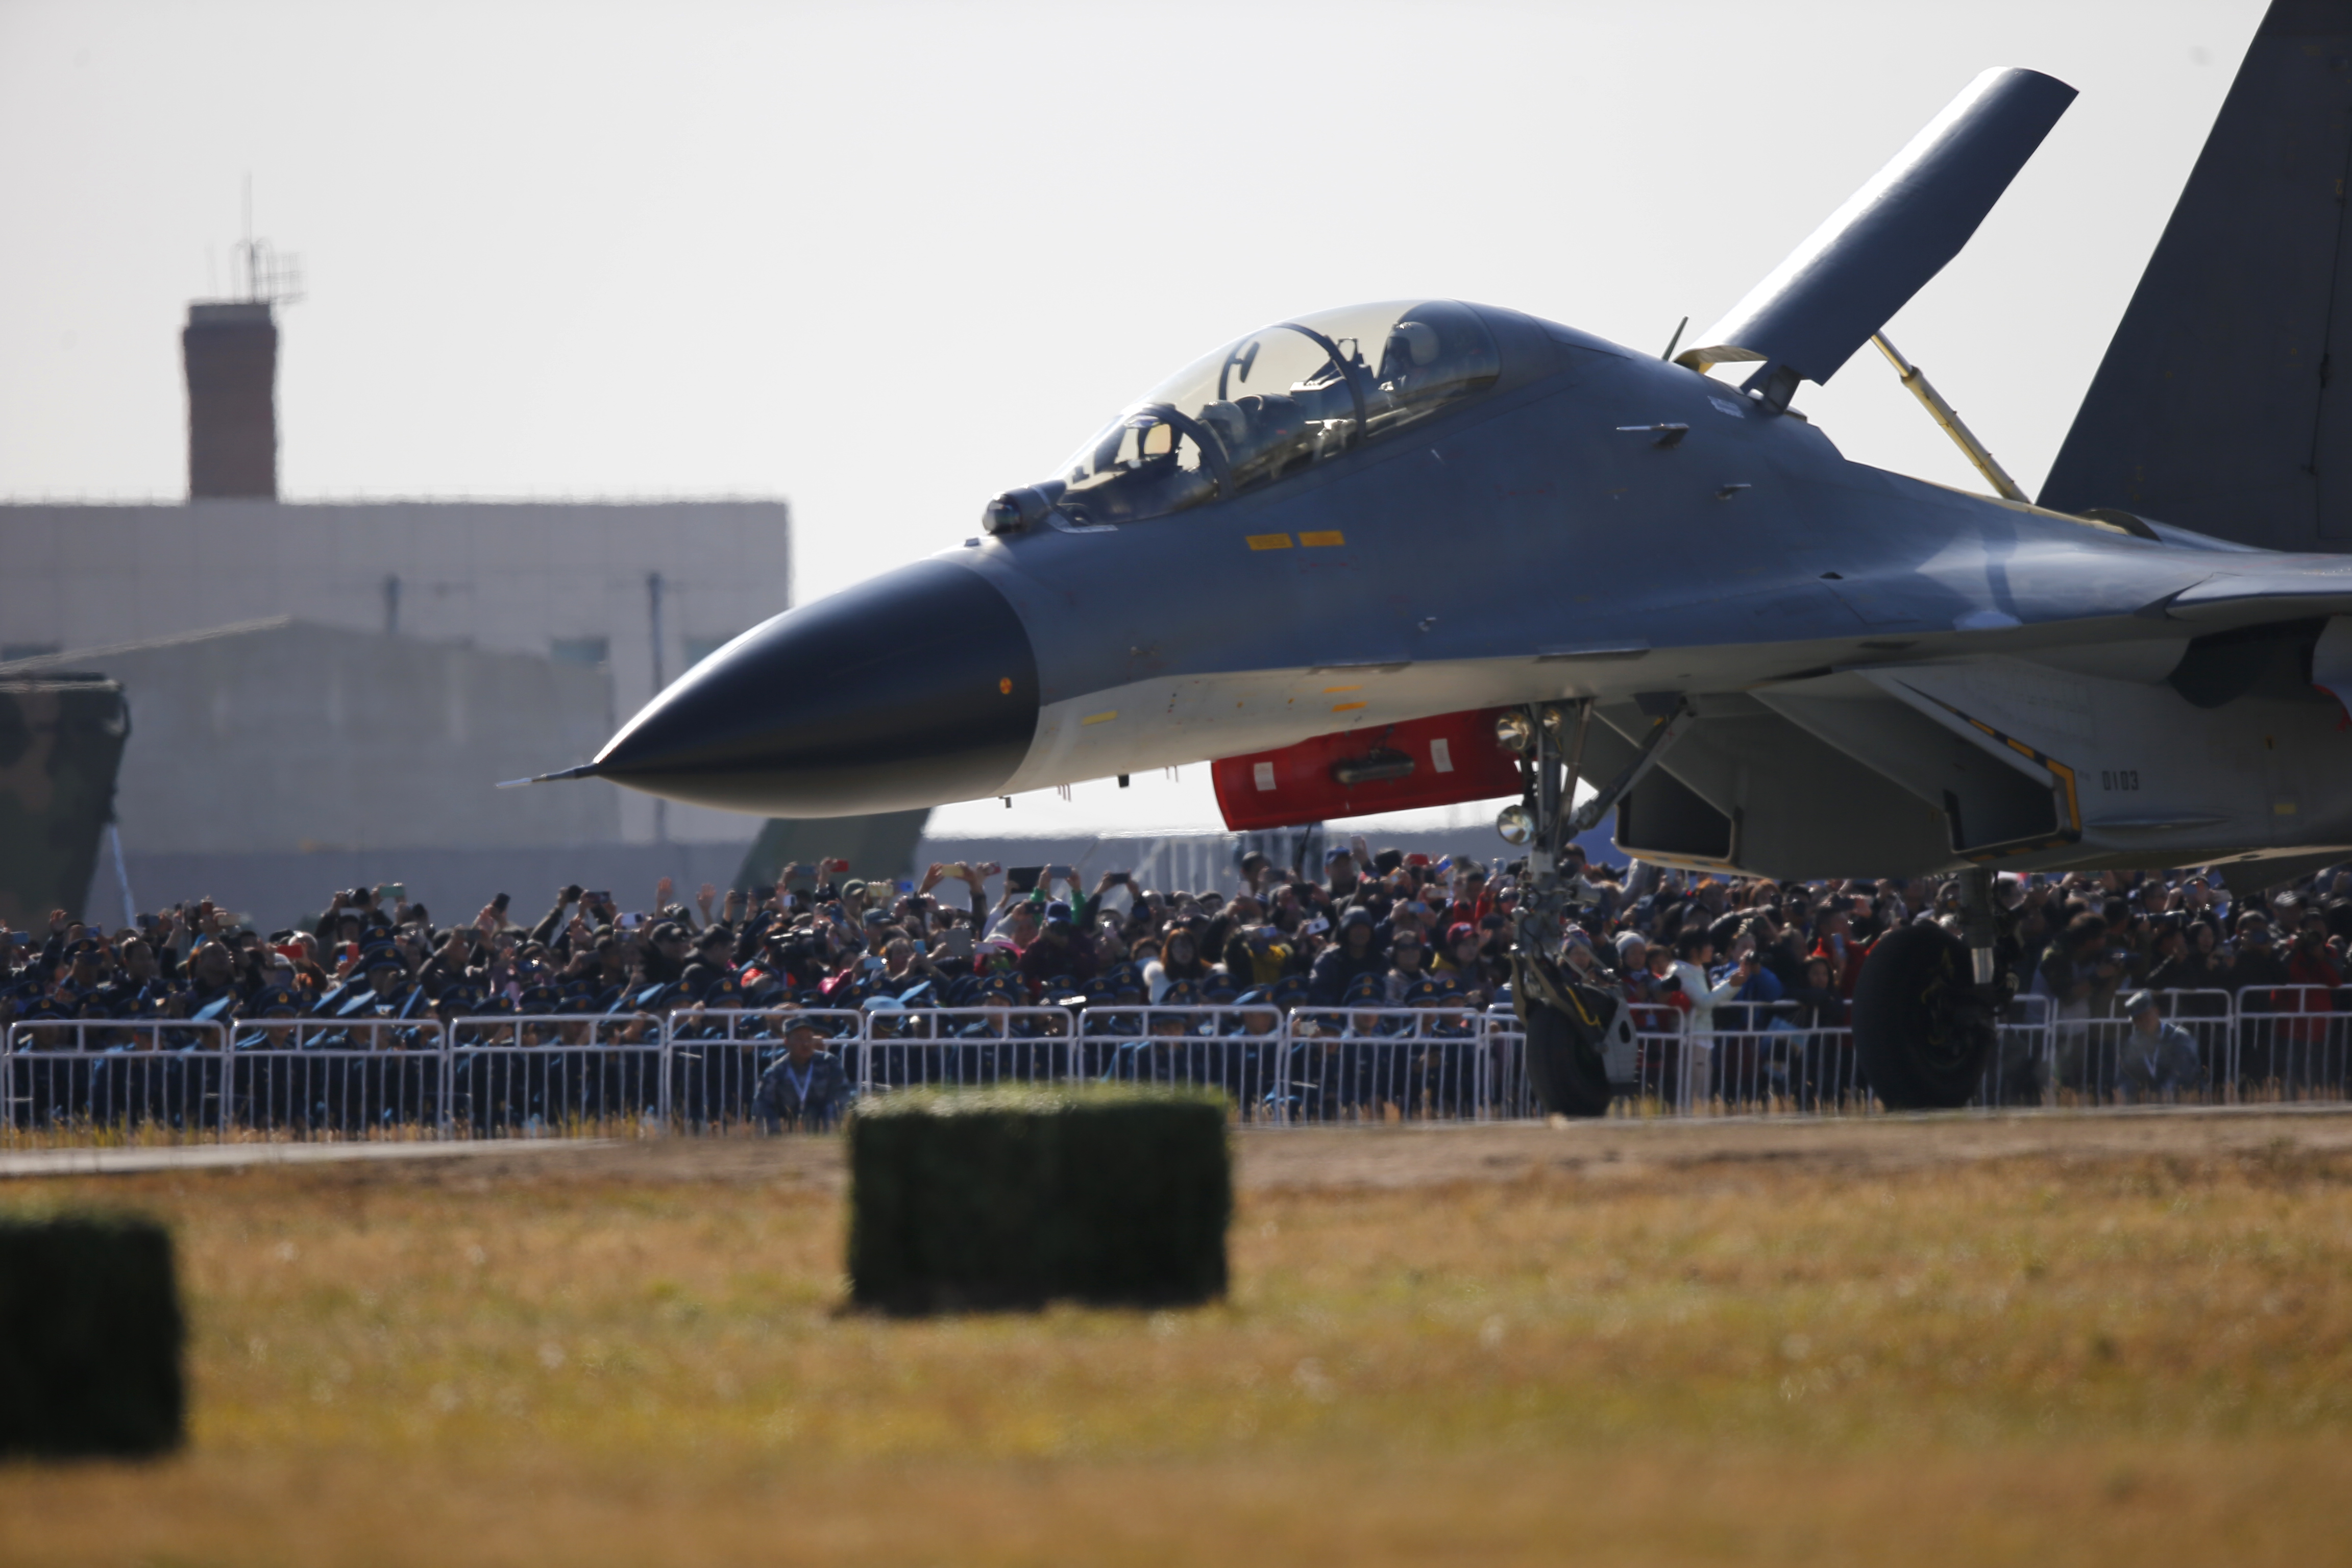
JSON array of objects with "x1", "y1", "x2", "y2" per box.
[
  {"x1": 0, "y1": 1214, "x2": 185, "y2": 1458},
  {"x1": 849, "y1": 1086, "x2": 1230, "y2": 1313}
]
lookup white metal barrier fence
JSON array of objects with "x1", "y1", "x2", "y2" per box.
[
  {"x1": 3, "y1": 1019, "x2": 233, "y2": 1140},
  {"x1": 6, "y1": 986, "x2": 2347, "y2": 1144}
]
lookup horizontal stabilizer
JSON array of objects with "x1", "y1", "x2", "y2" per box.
[
  {"x1": 1679, "y1": 67, "x2": 2075, "y2": 410},
  {"x1": 2038, "y1": 2, "x2": 2352, "y2": 553},
  {"x1": 2162, "y1": 558, "x2": 2352, "y2": 620}
]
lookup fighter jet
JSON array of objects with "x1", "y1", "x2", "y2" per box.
[{"x1": 530, "y1": 5, "x2": 2352, "y2": 1112}]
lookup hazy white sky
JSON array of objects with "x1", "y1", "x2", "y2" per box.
[{"x1": 0, "y1": 0, "x2": 2268, "y2": 839}]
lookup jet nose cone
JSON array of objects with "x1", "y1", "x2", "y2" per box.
[{"x1": 593, "y1": 559, "x2": 1039, "y2": 816}]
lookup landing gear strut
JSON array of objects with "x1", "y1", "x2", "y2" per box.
[
  {"x1": 1504, "y1": 699, "x2": 1690, "y2": 1117},
  {"x1": 1851, "y1": 866, "x2": 2012, "y2": 1109}
]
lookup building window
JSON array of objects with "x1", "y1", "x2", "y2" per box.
[
  {"x1": 682, "y1": 635, "x2": 732, "y2": 671},
  {"x1": 1, "y1": 644, "x2": 60, "y2": 664},
  {"x1": 550, "y1": 637, "x2": 610, "y2": 669}
]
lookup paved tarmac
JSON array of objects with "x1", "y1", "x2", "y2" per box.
[{"x1": 6, "y1": 1103, "x2": 2350, "y2": 1189}]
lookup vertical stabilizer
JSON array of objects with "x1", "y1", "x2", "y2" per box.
[{"x1": 2039, "y1": 2, "x2": 2352, "y2": 551}]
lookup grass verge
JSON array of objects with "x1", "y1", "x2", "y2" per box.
[{"x1": 1, "y1": 1130, "x2": 2347, "y2": 1563}]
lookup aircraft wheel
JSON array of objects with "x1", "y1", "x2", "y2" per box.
[
  {"x1": 1852, "y1": 921, "x2": 1996, "y2": 1109},
  {"x1": 1523, "y1": 991, "x2": 1615, "y2": 1118}
]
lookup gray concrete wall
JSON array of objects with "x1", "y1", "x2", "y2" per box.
[
  {"x1": 0, "y1": 498, "x2": 792, "y2": 844},
  {"x1": 2, "y1": 619, "x2": 621, "y2": 860}
]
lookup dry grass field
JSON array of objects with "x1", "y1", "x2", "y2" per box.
[{"x1": 5, "y1": 1113, "x2": 2352, "y2": 1566}]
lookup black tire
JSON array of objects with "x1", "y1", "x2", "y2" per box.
[
  {"x1": 1852, "y1": 921, "x2": 1996, "y2": 1109},
  {"x1": 1523, "y1": 992, "x2": 1616, "y2": 1118}
]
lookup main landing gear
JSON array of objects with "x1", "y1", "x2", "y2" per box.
[
  {"x1": 1851, "y1": 866, "x2": 2011, "y2": 1109},
  {"x1": 1501, "y1": 698, "x2": 1690, "y2": 1118}
]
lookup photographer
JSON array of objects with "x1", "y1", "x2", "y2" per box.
[{"x1": 1016, "y1": 901, "x2": 1100, "y2": 994}]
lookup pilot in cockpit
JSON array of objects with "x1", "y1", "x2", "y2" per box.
[
  {"x1": 1048, "y1": 301, "x2": 1500, "y2": 526},
  {"x1": 1374, "y1": 318, "x2": 1453, "y2": 412}
]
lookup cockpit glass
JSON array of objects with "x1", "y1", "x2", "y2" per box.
[{"x1": 1046, "y1": 300, "x2": 1500, "y2": 527}]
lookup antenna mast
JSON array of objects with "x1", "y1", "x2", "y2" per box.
[{"x1": 232, "y1": 176, "x2": 305, "y2": 309}]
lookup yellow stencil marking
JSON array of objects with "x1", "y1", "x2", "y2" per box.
[
  {"x1": 1300, "y1": 530, "x2": 1344, "y2": 547},
  {"x1": 1081, "y1": 710, "x2": 1118, "y2": 726},
  {"x1": 1331, "y1": 701, "x2": 1367, "y2": 713},
  {"x1": 1321, "y1": 684, "x2": 1362, "y2": 694},
  {"x1": 1246, "y1": 533, "x2": 1293, "y2": 551},
  {"x1": 2275, "y1": 801, "x2": 2299, "y2": 815}
]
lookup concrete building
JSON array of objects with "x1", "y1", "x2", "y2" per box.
[
  {"x1": 0, "y1": 621, "x2": 757, "y2": 927},
  {"x1": 0, "y1": 494, "x2": 792, "y2": 849},
  {"x1": 0, "y1": 295, "x2": 800, "y2": 925}
]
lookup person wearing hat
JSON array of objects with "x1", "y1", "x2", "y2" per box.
[
  {"x1": 1339, "y1": 969, "x2": 1386, "y2": 1016},
  {"x1": 324, "y1": 943, "x2": 414, "y2": 1046},
  {"x1": 94, "y1": 935, "x2": 162, "y2": 1016},
  {"x1": 2115, "y1": 990, "x2": 2202, "y2": 1102},
  {"x1": 1016, "y1": 901, "x2": 1099, "y2": 997},
  {"x1": 1432, "y1": 922, "x2": 1492, "y2": 1005},
  {"x1": 1403, "y1": 974, "x2": 1457, "y2": 1009},
  {"x1": 751, "y1": 1015, "x2": 851, "y2": 1132},
  {"x1": 1382, "y1": 925, "x2": 1432, "y2": 1005},
  {"x1": 1307, "y1": 906, "x2": 1388, "y2": 1006},
  {"x1": 174, "y1": 936, "x2": 242, "y2": 1024},
  {"x1": 967, "y1": 970, "x2": 1017, "y2": 1008},
  {"x1": 1556, "y1": 926, "x2": 1607, "y2": 987},
  {"x1": 691, "y1": 921, "x2": 739, "y2": 972},
  {"x1": 237, "y1": 981, "x2": 309, "y2": 1050},
  {"x1": 636, "y1": 922, "x2": 693, "y2": 986},
  {"x1": 59, "y1": 937, "x2": 111, "y2": 1003}
]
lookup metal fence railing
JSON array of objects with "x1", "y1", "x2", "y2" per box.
[
  {"x1": 6, "y1": 985, "x2": 2347, "y2": 1145},
  {"x1": 449, "y1": 1013, "x2": 666, "y2": 1138},
  {"x1": 3, "y1": 1019, "x2": 234, "y2": 1141},
  {"x1": 228, "y1": 1017, "x2": 445, "y2": 1139}
]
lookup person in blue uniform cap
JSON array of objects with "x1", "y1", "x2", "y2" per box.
[{"x1": 752, "y1": 1014, "x2": 851, "y2": 1133}]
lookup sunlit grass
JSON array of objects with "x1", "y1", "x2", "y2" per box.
[{"x1": 3, "y1": 1134, "x2": 2349, "y2": 1564}]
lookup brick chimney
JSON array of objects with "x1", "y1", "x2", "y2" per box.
[{"x1": 182, "y1": 302, "x2": 278, "y2": 499}]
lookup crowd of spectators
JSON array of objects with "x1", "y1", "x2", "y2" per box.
[{"x1": 5, "y1": 837, "x2": 2349, "y2": 1115}]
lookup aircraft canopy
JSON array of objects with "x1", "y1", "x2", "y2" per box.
[{"x1": 1049, "y1": 300, "x2": 1500, "y2": 527}]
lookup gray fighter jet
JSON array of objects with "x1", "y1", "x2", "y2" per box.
[{"x1": 529, "y1": 5, "x2": 2352, "y2": 1112}]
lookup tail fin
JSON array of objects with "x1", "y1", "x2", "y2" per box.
[{"x1": 2038, "y1": 2, "x2": 2352, "y2": 552}]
